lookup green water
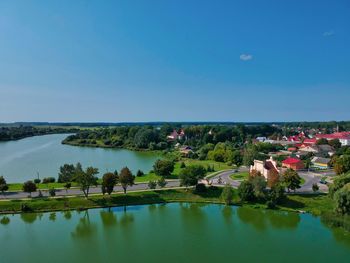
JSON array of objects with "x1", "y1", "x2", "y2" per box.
[
  {"x1": 0, "y1": 134, "x2": 160, "y2": 183},
  {"x1": 0, "y1": 204, "x2": 349, "y2": 263}
]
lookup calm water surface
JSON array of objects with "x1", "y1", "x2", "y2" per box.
[
  {"x1": 0, "y1": 134, "x2": 160, "y2": 182},
  {"x1": 0, "y1": 203, "x2": 349, "y2": 263}
]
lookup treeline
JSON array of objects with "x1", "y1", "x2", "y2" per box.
[
  {"x1": 0, "y1": 126, "x2": 79, "y2": 141},
  {"x1": 62, "y1": 124, "x2": 279, "y2": 151}
]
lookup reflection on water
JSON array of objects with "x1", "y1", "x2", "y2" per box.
[
  {"x1": 237, "y1": 207, "x2": 300, "y2": 231},
  {"x1": 0, "y1": 216, "x2": 10, "y2": 225},
  {"x1": 20, "y1": 213, "x2": 42, "y2": 224},
  {"x1": 222, "y1": 206, "x2": 234, "y2": 225},
  {"x1": 49, "y1": 212, "x2": 56, "y2": 222},
  {"x1": 321, "y1": 213, "x2": 350, "y2": 248},
  {"x1": 71, "y1": 211, "x2": 97, "y2": 239},
  {"x1": 100, "y1": 210, "x2": 117, "y2": 228},
  {"x1": 63, "y1": 211, "x2": 72, "y2": 220},
  {"x1": 1, "y1": 204, "x2": 350, "y2": 263}
]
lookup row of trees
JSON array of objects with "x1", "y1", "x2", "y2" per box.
[{"x1": 236, "y1": 169, "x2": 303, "y2": 208}]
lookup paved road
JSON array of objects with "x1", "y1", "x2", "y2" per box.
[
  {"x1": 209, "y1": 168, "x2": 329, "y2": 194},
  {"x1": 1, "y1": 180, "x2": 181, "y2": 200}
]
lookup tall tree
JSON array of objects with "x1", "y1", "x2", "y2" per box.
[
  {"x1": 221, "y1": 184, "x2": 234, "y2": 205},
  {"x1": 22, "y1": 181, "x2": 37, "y2": 197},
  {"x1": 0, "y1": 176, "x2": 9, "y2": 196},
  {"x1": 75, "y1": 166, "x2": 99, "y2": 198},
  {"x1": 119, "y1": 167, "x2": 135, "y2": 194},
  {"x1": 153, "y1": 159, "x2": 174, "y2": 177},
  {"x1": 283, "y1": 169, "x2": 301, "y2": 192},
  {"x1": 179, "y1": 165, "x2": 206, "y2": 188},
  {"x1": 102, "y1": 172, "x2": 118, "y2": 195}
]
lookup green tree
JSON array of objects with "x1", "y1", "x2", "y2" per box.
[
  {"x1": 22, "y1": 181, "x2": 37, "y2": 197},
  {"x1": 0, "y1": 176, "x2": 9, "y2": 195},
  {"x1": 221, "y1": 184, "x2": 234, "y2": 205},
  {"x1": 334, "y1": 184, "x2": 350, "y2": 215},
  {"x1": 268, "y1": 183, "x2": 285, "y2": 205},
  {"x1": 237, "y1": 180, "x2": 255, "y2": 202},
  {"x1": 179, "y1": 165, "x2": 206, "y2": 188},
  {"x1": 136, "y1": 170, "x2": 144, "y2": 177},
  {"x1": 119, "y1": 167, "x2": 135, "y2": 194},
  {"x1": 250, "y1": 175, "x2": 267, "y2": 200},
  {"x1": 329, "y1": 173, "x2": 350, "y2": 197},
  {"x1": 153, "y1": 159, "x2": 174, "y2": 177},
  {"x1": 316, "y1": 138, "x2": 329, "y2": 145},
  {"x1": 148, "y1": 180, "x2": 157, "y2": 189},
  {"x1": 283, "y1": 169, "x2": 301, "y2": 192},
  {"x1": 49, "y1": 188, "x2": 56, "y2": 197},
  {"x1": 64, "y1": 182, "x2": 72, "y2": 193},
  {"x1": 102, "y1": 172, "x2": 118, "y2": 195},
  {"x1": 157, "y1": 177, "x2": 167, "y2": 188},
  {"x1": 334, "y1": 155, "x2": 350, "y2": 175},
  {"x1": 75, "y1": 166, "x2": 99, "y2": 198},
  {"x1": 312, "y1": 183, "x2": 319, "y2": 193},
  {"x1": 329, "y1": 139, "x2": 341, "y2": 149},
  {"x1": 58, "y1": 164, "x2": 76, "y2": 183}
]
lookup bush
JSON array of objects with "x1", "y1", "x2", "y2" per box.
[
  {"x1": 194, "y1": 183, "x2": 207, "y2": 193},
  {"x1": 238, "y1": 180, "x2": 255, "y2": 202},
  {"x1": 180, "y1": 162, "x2": 186, "y2": 168},
  {"x1": 221, "y1": 184, "x2": 233, "y2": 205},
  {"x1": 153, "y1": 159, "x2": 174, "y2": 177},
  {"x1": 148, "y1": 181, "x2": 157, "y2": 189},
  {"x1": 136, "y1": 170, "x2": 144, "y2": 177},
  {"x1": 266, "y1": 200, "x2": 276, "y2": 209},
  {"x1": 49, "y1": 188, "x2": 56, "y2": 197},
  {"x1": 157, "y1": 177, "x2": 167, "y2": 188},
  {"x1": 334, "y1": 184, "x2": 350, "y2": 215},
  {"x1": 34, "y1": 178, "x2": 41, "y2": 184},
  {"x1": 42, "y1": 177, "x2": 56, "y2": 184},
  {"x1": 312, "y1": 183, "x2": 319, "y2": 192}
]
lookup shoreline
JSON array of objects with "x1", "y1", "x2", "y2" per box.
[{"x1": 0, "y1": 187, "x2": 332, "y2": 216}]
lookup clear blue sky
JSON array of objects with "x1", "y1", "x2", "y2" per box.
[{"x1": 0, "y1": 0, "x2": 349, "y2": 122}]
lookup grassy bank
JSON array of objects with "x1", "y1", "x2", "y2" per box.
[{"x1": 0, "y1": 187, "x2": 334, "y2": 216}]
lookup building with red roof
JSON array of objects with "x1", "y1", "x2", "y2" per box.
[
  {"x1": 282, "y1": 157, "x2": 305, "y2": 171},
  {"x1": 316, "y1": 132, "x2": 350, "y2": 146}
]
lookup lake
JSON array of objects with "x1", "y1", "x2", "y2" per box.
[
  {"x1": 0, "y1": 203, "x2": 349, "y2": 263},
  {"x1": 0, "y1": 134, "x2": 160, "y2": 183}
]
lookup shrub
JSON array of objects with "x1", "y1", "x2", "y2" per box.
[
  {"x1": 43, "y1": 177, "x2": 56, "y2": 184},
  {"x1": 334, "y1": 184, "x2": 350, "y2": 215},
  {"x1": 221, "y1": 184, "x2": 233, "y2": 205},
  {"x1": 157, "y1": 177, "x2": 167, "y2": 188},
  {"x1": 238, "y1": 180, "x2": 255, "y2": 202},
  {"x1": 49, "y1": 188, "x2": 56, "y2": 197},
  {"x1": 148, "y1": 181, "x2": 157, "y2": 189},
  {"x1": 194, "y1": 183, "x2": 207, "y2": 193},
  {"x1": 34, "y1": 178, "x2": 41, "y2": 184},
  {"x1": 136, "y1": 170, "x2": 144, "y2": 177}
]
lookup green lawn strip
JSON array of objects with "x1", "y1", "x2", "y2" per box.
[
  {"x1": 8, "y1": 182, "x2": 79, "y2": 191},
  {"x1": 229, "y1": 172, "x2": 249, "y2": 180},
  {"x1": 0, "y1": 187, "x2": 334, "y2": 216}
]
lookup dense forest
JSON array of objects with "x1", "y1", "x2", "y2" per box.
[{"x1": 0, "y1": 126, "x2": 79, "y2": 141}]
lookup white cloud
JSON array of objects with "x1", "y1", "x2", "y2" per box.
[
  {"x1": 240, "y1": 54, "x2": 253, "y2": 61},
  {"x1": 323, "y1": 30, "x2": 334, "y2": 37}
]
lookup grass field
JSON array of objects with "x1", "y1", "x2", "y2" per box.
[{"x1": 229, "y1": 172, "x2": 249, "y2": 180}]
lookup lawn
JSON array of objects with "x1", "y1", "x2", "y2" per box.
[
  {"x1": 229, "y1": 172, "x2": 249, "y2": 180},
  {"x1": 8, "y1": 182, "x2": 79, "y2": 191}
]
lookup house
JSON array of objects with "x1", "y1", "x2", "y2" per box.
[
  {"x1": 179, "y1": 146, "x2": 193, "y2": 157},
  {"x1": 298, "y1": 145, "x2": 335, "y2": 157},
  {"x1": 311, "y1": 157, "x2": 331, "y2": 170},
  {"x1": 167, "y1": 129, "x2": 185, "y2": 141},
  {"x1": 316, "y1": 132, "x2": 350, "y2": 146},
  {"x1": 302, "y1": 138, "x2": 317, "y2": 146},
  {"x1": 250, "y1": 157, "x2": 280, "y2": 180},
  {"x1": 256, "y1": 137, "x2": 267, "y2": 142},
  {"x1": 282, "y1": 157, "x2": 304, "y2": 171}
]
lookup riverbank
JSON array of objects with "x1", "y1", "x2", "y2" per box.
[{"x1": 0, "y1": 187, "x2": 334, "y2": 216}]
